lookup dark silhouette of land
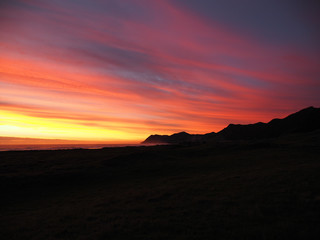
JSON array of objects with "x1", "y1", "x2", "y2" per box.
[
  {"x1": 1, "y1": 107, "x2": 320, "y2": 239},
  {"x1": 142, "y1": 106, "x2": 320, "y2": 144}
]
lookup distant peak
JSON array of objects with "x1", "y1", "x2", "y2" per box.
[
  {"x1": 302, "y1": 106, "x2": 315, "y2": 111},
  {"x1": 170, "y1": 131, "x2": 190, "y2": 137},
  {"x1": 226, "y1": 123, "x2": 239, "y2": 127},
  {"x1": 142, "y1": 106, "x2": 320, "y2": 144},
  {"x1": 296, "y1": 106, "x2": 317, "y2": 113}
]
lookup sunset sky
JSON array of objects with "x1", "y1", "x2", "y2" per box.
[{"x1": 1, "y1": 0, "x2": 319, "y2": 142}]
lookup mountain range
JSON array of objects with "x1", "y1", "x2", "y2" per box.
[{"x1": 142, "y1": 106, "x2": 320, "y2": 144}]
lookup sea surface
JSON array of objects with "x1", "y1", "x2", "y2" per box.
[{"x1": 0, "y1": 143, "x2": 146, "y2": 151}]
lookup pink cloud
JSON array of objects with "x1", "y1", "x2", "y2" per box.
[{"x1": 1, "y1": 0, "x2": 319, "y2": 139}]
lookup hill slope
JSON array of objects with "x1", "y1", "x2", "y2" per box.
[
  {"x1": 1, "y1": 131, "x2": 320, "y2": 239},
  {"x1": 142, "y1": 106, "x2": 320, "y2": 144}
]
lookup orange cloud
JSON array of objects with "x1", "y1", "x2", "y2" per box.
[{"x1": 0, "y1": 0, "x2": 319, "y2": 142}]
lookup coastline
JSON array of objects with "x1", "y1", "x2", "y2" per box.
[
  {"x1": 0, "y1": 143, "x2": 145, "y2": 152},
  {"x1": 1, "y1": 130, "x2": 319, "y2": 239}
]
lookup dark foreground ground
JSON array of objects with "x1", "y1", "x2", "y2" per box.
[{"x1": 1, "y1": 131, "x2": 320, "y2": 239}]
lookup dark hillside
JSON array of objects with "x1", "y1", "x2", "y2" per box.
[
  {"x1": 1, "y1": 131, "x2": 320, "y2": 239},
  {"x1": 143, "y1": 107, "x2": 320, "y2": 144}
]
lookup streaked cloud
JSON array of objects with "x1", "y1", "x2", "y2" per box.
[{"x1": 1, "y1": 0, "x2": 319, "y2": 141}]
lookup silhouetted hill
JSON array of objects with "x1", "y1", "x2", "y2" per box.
[
  {"x1": 142, "y1": 131, "x2": 213, "y2": 144},
  {"x1": 142, "y1": 106, "x2": 320, "y2": 144},
  {"x1": 219, "y1": 106, "x2": 320, "y2": 140},
  {"x1": 268, "y1": 106, "x2": 320, "y2": 134},
  {"x1": 1, "y1": 130, "x2": 320, "y2": 239}
]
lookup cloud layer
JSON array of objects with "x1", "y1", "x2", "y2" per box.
[{"x1": 1, "y1": 0, "x2": 319, "y2": 141}]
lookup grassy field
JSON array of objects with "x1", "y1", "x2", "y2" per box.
[{"x1": 1, "y1": 134, "x2": 320, "y2": 239}]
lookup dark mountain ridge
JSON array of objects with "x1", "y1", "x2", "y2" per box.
[
  {"x1": 142, "y1": 106, "x2": 320, "y2": 144},
  {"x1": 142, "y1": 131, "x2": 215, "y2": 144}
]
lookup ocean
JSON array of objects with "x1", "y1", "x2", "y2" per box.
[{"x1": 0, "y1": 143, "x2": 145, "y2": 151}]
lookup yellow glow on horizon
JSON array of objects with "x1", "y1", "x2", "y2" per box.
[{"x1": 0, "y1": 110, "x2": 143, "y2": 142}]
